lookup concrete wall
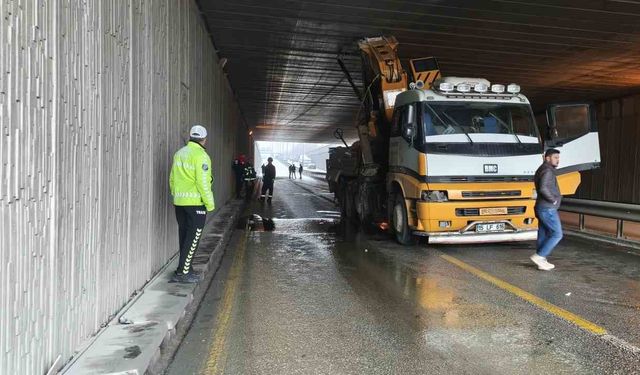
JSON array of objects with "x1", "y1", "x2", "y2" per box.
[
  {"x1": 0, "y1": 1, "x2": 245, "y2": 373},
  {"x1": 574, "y1": 93, "x2": 640, "y2": 204}
]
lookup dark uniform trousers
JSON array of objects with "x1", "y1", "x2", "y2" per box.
[
  {"x1": 261, "y1": 179, "x2": 274, "y2": 198},
  {"x1": 175, "y1": 205, "x2": 207, "y2": 275}
]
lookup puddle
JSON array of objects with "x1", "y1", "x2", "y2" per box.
[
  {"x1": 124, "y1": 322, "x2": 158, "y2": 333},
  {"x1": 123, "y1": 345, "x2": 142, "y2": 359},
  {"x1": 237, "y1": 214, "x2": 276, "y2": 231}
]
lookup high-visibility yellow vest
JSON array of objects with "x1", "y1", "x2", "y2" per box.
[{"x1": 169, "y1": 141, "x2": 215, "y2": 211}]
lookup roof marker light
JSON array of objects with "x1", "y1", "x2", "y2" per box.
[
  {"x1": 439, "y1": 82, "x2": 454, "y2": 92},
  {"x1": 507, "y1": 83, "x2": 521, "y2": 94},
  {"x1": 491, "y1": 84, "x2": 505, "y2": 93},
  {"x1": 456, "y1": 83, "x2": 471, "y2": 93},
  {"x1": 474, "y1": 83, "x2": 488, "y2": 93}
]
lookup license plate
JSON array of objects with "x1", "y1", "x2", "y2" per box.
[
  {"x1": 479, "y1": 207, "x2": 508, "y2": 216},
  {"x1": 476, "y1": 223, "x2": 506, "y2": 233}
]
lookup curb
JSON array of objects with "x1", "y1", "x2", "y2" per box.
[{"x1": 60, "y1": 200, "x2": 246, "y2": 374}]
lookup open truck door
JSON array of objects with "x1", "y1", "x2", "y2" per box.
[{"x1": 545, "y1": 103, "x2": 601, "y2": 195}]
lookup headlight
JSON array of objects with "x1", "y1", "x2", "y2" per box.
[
  {"x1": 421, "y1": 190, "x2": 448, "y2": 202},
  {"x1": 532, "y1": 189, "x2": 537, "y2": 199}
]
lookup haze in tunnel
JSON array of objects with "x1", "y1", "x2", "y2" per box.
[{"x1": 255, "y1": 141, "x2": 340, "y2": 175}]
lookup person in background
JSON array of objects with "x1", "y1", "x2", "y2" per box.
[
  {"x1": 232, "y1": 154, "x2": 246, "y2": 199},
  {"x1": 261, "y1": 157, "x2": 276, "y2": 203},
  {"x1": 288, "y1": 164, "x2": 295, "y2": 179},
  {"x1": 298, "y1": 163, "x2": 304, "y2": 179},
  {"x1": 243, "y1": 162, "x2": 257, "y2": 200}
]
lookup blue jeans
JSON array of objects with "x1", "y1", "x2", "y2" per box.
[{"x1": 535, "y1": 208, "x2": 563, "y2": 258}]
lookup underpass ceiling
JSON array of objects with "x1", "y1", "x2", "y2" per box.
[{"x1": 198, "y1": 0, "x2": 640, "y2": 143}]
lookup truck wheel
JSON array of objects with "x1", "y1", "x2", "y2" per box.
[
  {"x1": 338, "y1": 185, "x2": 348, "y2": 218},
  {"x1": 339, "y1": 183, "x2": 358, "y2": 225},
  {"x1": 345, "y1": 183, "x2": 359, "y2": 224},
  {"x1": 392, "y1": 192, "x2": 415, "y2": 245},
  {"x1": 356, "y1": 188, "x2": 372, "y2": 229}
]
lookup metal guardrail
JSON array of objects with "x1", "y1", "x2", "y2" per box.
[
  {"x1": 560, "y1": 198, "x2": 640, "y2": 238},
  {"x1": 305, "y1": 169, "x2": 327, "y2": 179}
]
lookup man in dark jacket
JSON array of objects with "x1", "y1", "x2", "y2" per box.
[
  {"x1": 261, "y1": 157, "x2": 276, "y2": 203},
  {"x1": 531, "y1": 149, "x2": 562, "y2": 271},
  {"x1": 232, "y1": 154, "x2": 246, "y2": 199}
]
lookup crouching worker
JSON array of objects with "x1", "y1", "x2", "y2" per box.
[{"x1": 169, "y1": 125, "x2": 215, "y2": 283}]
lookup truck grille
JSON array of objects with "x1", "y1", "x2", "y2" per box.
[
  {"x1": 440, "y1": 176, "x2": 533, "y2": 182},
  {"x1": 455, "y1": 206, "x2": 526, "y2": 216},
  {"x1": 461, "y1": 190, "x2": 521, "y2": 198}
]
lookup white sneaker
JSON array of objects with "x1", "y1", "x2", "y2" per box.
[{"x1": 530, "y1": 254, "x2": 554, "y2": 271}]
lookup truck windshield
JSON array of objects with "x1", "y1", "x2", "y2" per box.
[{"x1": 422, "y1": 102, "x2": 539, "y2": 140}]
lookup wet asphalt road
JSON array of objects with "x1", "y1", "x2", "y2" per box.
[{"x1": 167, "y1": 177, "x2": 640, "y2": 375}]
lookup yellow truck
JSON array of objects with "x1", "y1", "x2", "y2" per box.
[{"x1": 327, "y1": 36, "x2": 600, "y2": 245}]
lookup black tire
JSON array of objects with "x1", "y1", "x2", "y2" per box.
[
  {"x1": 355, "y1": 188, "x2": 368, "y2": 222},
  {"x1": 356, "y1": 194, "x2": 373, "y2": 234},
  {"x1": 338, "y1": 180, "x2": 357, "y2": 224},
  {"x1": 345, "y1": 184, "x2": 359, "y2": 225},
  {"x1": 338, "y1": 184, "x2": 348, "y2": 218},
  {"x1": 391, "y1": 192, "x2": 415, "y2": 245}
]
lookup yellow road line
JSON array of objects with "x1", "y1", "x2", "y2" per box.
[
  {"x1": 202, "y1": 230, "x2": 249, "y2": 375},
  {"x1": 440, "y1": 253, "x2": 608, "y2": 336}
]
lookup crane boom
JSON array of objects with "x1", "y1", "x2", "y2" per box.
[{"x1": 358, "y1": 36, "x2": 408, "y2": 122}]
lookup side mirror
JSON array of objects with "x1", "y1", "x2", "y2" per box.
[
  {"x1": 401, "y1": 104, "x2": 417, "y2": 143},
  {"x1": 333, "y1": 127, "x2": 349, "y2": 148},
  {"x1": 402, "y1": 122, "x2": 416, "y2": 144},
  {"x1": 333, "y1": 128, "x2": 344, "y2": 140}
]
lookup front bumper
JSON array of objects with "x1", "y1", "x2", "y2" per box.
[
  {"x1": 414, "y1": 220, "x2": 537, "y2": 244},
  {"x1": 421, "y1": 230, "x2": 537, "y2": 244}
]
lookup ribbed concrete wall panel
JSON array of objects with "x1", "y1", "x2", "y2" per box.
[
  {"x1": 574, "y1": 94, "x2": 640, "y2": 204},
  {"x1": 0, "y1": 0, "x2": 244, "y2": 373}
]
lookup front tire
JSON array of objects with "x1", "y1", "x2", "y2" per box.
[{"x1": 392, "y1": 192, "x2": 415, "y2": 245}]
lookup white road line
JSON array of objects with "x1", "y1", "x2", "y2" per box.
[{"x1": 601, "y1": 334, "x2": 640, "y2": 355}]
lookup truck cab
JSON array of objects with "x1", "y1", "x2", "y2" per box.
[{"x1": 387, "y1": 77, "x2": 600, "y2": 244}]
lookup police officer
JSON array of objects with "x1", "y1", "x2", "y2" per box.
[{"x1": 169, "y1": 125, "x2": 215, "y2": 283}]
